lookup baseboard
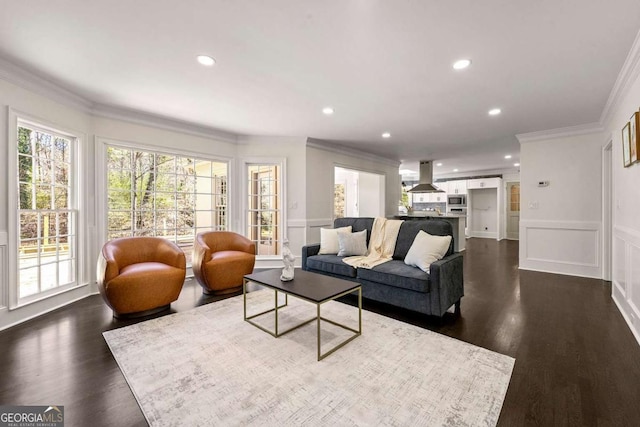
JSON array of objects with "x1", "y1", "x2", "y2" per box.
[
  {"x1": 518, "y1": 265, "x2": 601, "y2": 280},
  {"x1": 468, "y1": 231, "x2": 497, "y2": 239},
  {"x1": 0, "y1": 290, "x2": 93, "y2": 332},
  {"x1": 612, "y1": 293, "x2": 640, "y2": 348}
]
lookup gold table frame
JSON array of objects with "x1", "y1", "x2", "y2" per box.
[{"x1": 243, "y1": 278, "x2": 362, "y2": 361}]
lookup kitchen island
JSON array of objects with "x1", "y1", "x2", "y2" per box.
[{"x1": 392, "y1": 213, "x2": 466, "y2": 252}]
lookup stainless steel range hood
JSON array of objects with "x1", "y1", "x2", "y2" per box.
[{"x1": 407, "y1": 161, "x2": 445, "y2": 193}]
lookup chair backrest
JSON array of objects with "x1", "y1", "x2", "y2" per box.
[
  {"x1": 197, "y1": 231, "x2": 255, "y2": 254},
  {"x1": 333, "y1": 217, "x2": 375, "y2": 246},
  {"x1": 392, "y1": 220, "x2": 454, "y2": 260},
  {"x1": 102, "y1": 236, "x2": 186, "y2": 270},
  {"x1": 332, "y1": 217, "x2": 455, "y2": 259}
]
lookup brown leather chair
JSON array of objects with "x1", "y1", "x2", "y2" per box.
[
  {"x1": 97, "y1": 237, "x2": 186, "y2": 318},
  {"x1": 192, "y1": 231, "x2": 256, "y2": 295}
]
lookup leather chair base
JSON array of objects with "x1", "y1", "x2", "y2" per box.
[
  {"x1": 113, "y1": 304, "x2": 171, "y2": 319},
  {"x1": 203, "y1": 285, "x2": 242, "y2": 296}
]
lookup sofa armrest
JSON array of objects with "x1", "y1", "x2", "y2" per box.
[
  {"x1": 301, "y1": 244, "x2": 320, "y2": 270},
  {"x1": 429, "y1": 252, "x2": 464, "y2": 316}
]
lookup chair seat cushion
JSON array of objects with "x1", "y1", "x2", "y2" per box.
[
  {"x1": 119, "y1": 261, "x2": 179, "y2": 277},
  {"x1": 208, "y1": 250, "x2": 255, "y2": 266},
  {"x1": 306, "y1": 255, "x2": 357, "y2": 278},
  {"x1": 105, "y1": 262, "x2": 185, "y2": 314},
  {"x1": 357, "y1": 260, "x2": 430, "y2": 293}
]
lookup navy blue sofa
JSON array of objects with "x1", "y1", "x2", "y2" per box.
[{"x1": 302, "y1": 217, "x2": 464, "y2": 317}]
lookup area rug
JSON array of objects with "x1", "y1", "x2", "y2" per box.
[{"x1": 103, "y1": 291, "x2": 515, "y2": 426}]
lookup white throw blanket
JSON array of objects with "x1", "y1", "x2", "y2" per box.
[{"x1": 343, "y1": 217, "x2": 404, "y2": 269}]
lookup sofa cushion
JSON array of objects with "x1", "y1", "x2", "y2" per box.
[
  {"x1": 319, "y1": 226, "x2": 352, "y2": 254},
  {"x1": 393, "y1": 220, "x2": 454, "y2": 260},
  {"x1": 337, "y1": 230, "x2": 368, "y2": 256},
  {"x1": 334, "y1": 217, "x2": 375, "y2": 246},
  {"x1": 357, "y1": 260, "x2": 430, "y2": 293},
  {"x1": 306, "y1": 255, "x2": 357, "y2": 278},
  {"x1": 404, "y1": 231, "x2": 452, "y2": 273}
]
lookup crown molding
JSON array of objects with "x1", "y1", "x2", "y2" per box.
[
  {"x1": 306, "y1": 138, "x2": 401, "y2": 167},
  {"x1": 600, "y1": 28, "x2": 640, "y2": 127},
  {"x1": 0, "y1": 56, "x2": 238, "y2": 143},
  {"x1": 91, "y1": 104, "x2": 238, "y2": 143},
  {"x1": 516, "y1": 122, "x2": 604, "y2": 144},
  {"x1": 0, "y1": 56, "x2": 94, "y2": 112}
]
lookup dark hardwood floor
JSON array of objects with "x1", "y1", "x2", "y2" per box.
[{"x1": 1, "y1": 238, "x2": 639, "y2": 426}]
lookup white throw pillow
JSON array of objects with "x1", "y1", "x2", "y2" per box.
[
  {"x1": 319, "y1": 226, "x2": 352, "y2": 254},
  {"x1": 404, "y1": 230, "x2": 452, "y2": 273},
  {"x1": 337, "y1": 230, "x2": 368, "y2": 257}
]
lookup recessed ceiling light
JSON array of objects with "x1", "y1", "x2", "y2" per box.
[
  {"x1": 436, "y1": 163, "x2": 443, "y2": 167},
  {"x1": 453, "y1": 169, "x2": 459, "y2": 172},
  {"x1": 382, "y1": 132, "x2": 391, "y2": 138},
  {"x1": 322, "y1": 107, "x2": 334, "y2": 115},
  {"x1": 504, "y1": 155, "x2": 512, "y2": 159},
  {"x1": 196, "y1": 55, "x2": 215, "y2": 66},
  {"x1": 488, "y1": 108, "x2": 502, "y2": 116},
  {"x1": 453, "y1": 59, "x2": 471, "y2": 70},
  {"x1": 514, "y1": 163, "x2": 520, "y2": 167}
]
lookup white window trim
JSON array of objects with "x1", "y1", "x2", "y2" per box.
[
  {"x1": 95, "y1": 136, "x2": 235, "y2": 254},
  {"x1": 7, "y1": 108, "x2": 89, "y2": 310},
  {"x1": 240, "y1": 157, "x2": 287, "y2": 260}
]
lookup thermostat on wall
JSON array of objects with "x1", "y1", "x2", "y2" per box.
[{"x1": 537, "y1": 181, "x2": 550, "y2": 187}]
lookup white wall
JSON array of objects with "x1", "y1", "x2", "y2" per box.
[
  {"x1": 518, "y1": 131, "x2": 605, "y2": 278},
  {"x1": 468, "y1": 188, "x2": 498, "y2": 238},
  {"x1": 305, "y1": 141, "x2": 400, "y2": 244},
  {"x1": 358, "y1": 171, "x2": 385, "y2": 217},
  {"x1": 604, "y1": 32, "x2": 640, "y2": 345}
]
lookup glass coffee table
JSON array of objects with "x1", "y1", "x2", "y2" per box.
[{"x1": 243, "y1": 269, "x2": 362, "y2": 361}]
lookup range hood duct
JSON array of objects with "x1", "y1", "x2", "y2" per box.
[{"x1": 407, "y1": 161, "x2": 445, "y2": 193}]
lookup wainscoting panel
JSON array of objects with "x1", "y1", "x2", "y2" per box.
[
  {"x1": 612, "y1": 226, "x2": 640, "y2": 347},
  {"x1": 613, "y1": 234, "x2": 627, "y2": 297},
  {"x1": 286, "y1": 219, "x2": 307, "y2": 268},
  {"x1": 630, "y1": 244, "x2": 640, "y2": 319},
  {"x1": 519, "y1": 220, "x2": 601, "y2": 278},
  {"x1": 0, "y1": 231, "x2": 7, "y2": 310},
  {"x1": 305, "y1": 218, "x2": 333, "y2": 248}
]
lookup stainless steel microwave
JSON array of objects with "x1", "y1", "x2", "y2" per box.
[{"x1": 447, "y1": 194, "x2": 467, "y2": 207}]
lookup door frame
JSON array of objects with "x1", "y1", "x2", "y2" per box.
[{"x1": 602, "y1": 139, "x2": 613, "y2": 281}]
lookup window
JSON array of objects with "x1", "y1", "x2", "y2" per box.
[
  {"x1": 334, "y1": 183, "x2": 345, "y2": 218},
  {"x1": 106, "y1": 145, "x2": 228, "y2": 263},
  {"x1": 246, "y1": 164, "x2": 281, "y2": 256},
  {"x1": 16, "y1": 123, "x2": 77, "y2": 300},
  {"x1": 509, "y1": 184, "x2": 520, "y2": 212}
]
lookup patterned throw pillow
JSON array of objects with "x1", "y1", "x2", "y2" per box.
[
  {"x1": 337, "y1": 230, "x2": 368, "y2": 257},
  {"x1": 319, "y1": 226, "x2": 352, "y2": 254}
]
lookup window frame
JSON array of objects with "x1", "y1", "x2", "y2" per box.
[
  {"x1": 96, "y1": 137, "x2": 234, "y2": 266},
  {"x1": 241, "y1": 158, "x2": 286, "y2": 259},
  {"x1": 7, "y1": 110, "x2": 87, "y2": 309}
]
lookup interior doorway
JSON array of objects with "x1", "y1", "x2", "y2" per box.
[
  {"x1": 506, "y1": 182, "x2": 520, "y2": 240},
  {"x1": 334, "y1": 167, "x2": 385, "y2": 218}
]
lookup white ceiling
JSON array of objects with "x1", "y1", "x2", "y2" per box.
[{"x1": 1, "y1": 1, "x2": 639, "y2": 175}]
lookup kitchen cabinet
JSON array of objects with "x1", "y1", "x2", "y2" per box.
[
  {"x1": 434, "y1": 181, "x2": 448, "y2": 193},
  {"x1": 412, "y1": 192, "x2": 446, "y2": 203},
  {"x1": 447, "y1": 180, "x2": 467, "y2": 195},
  {"x1": 412, "y1": 193, "x2": 426, "y2": 203},
  {"x1": 428, "y1": 192, "x2": 446, "y2": 203},
  {"x1": 467, "y1": 177, "x2": 500, "y2": 189}
]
